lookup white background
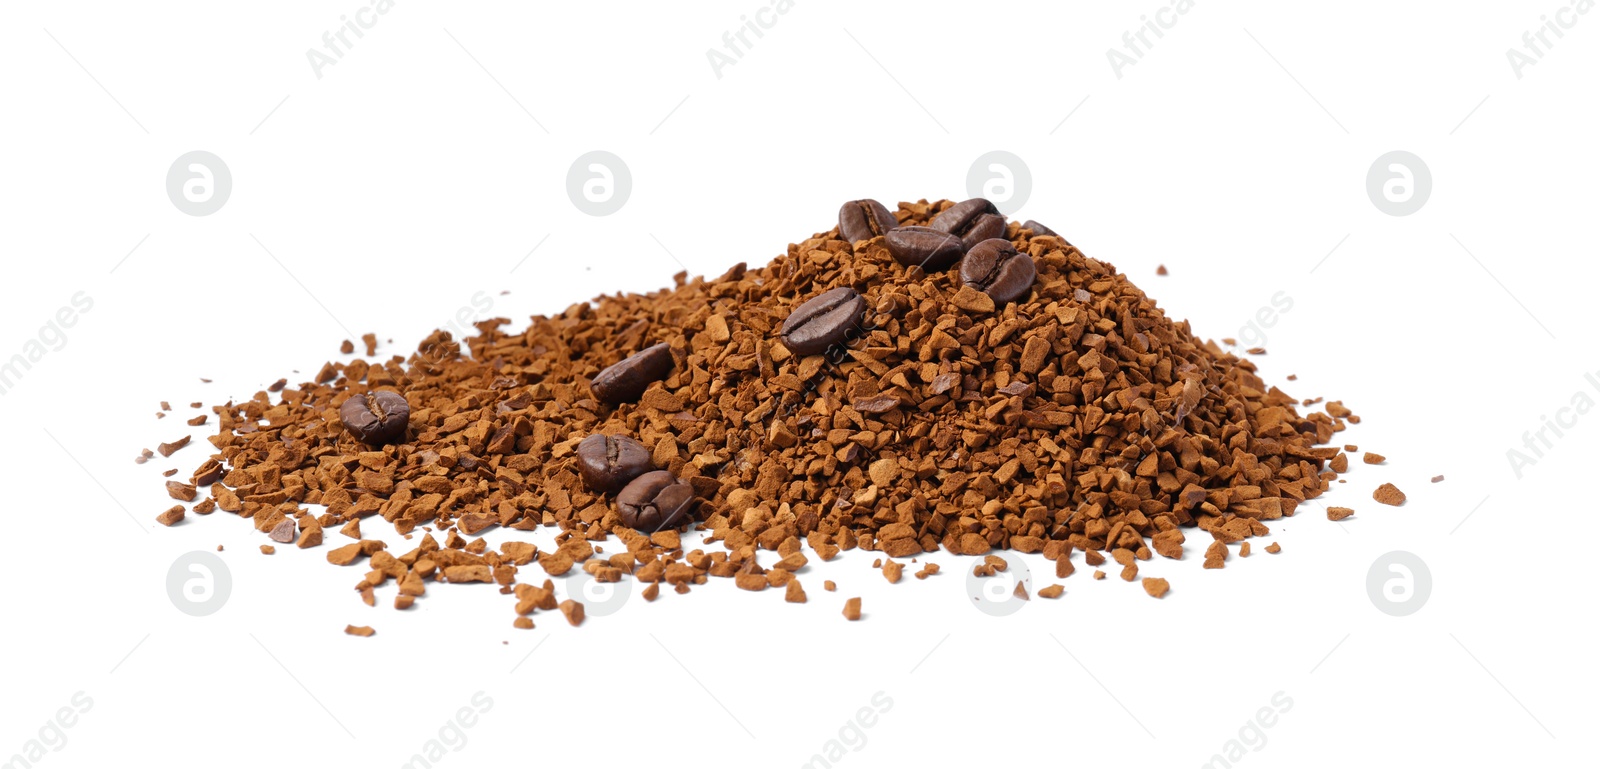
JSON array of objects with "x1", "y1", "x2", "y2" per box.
[{"x1": 1, "y1": 1, "x2": 1594, "y2": 766}]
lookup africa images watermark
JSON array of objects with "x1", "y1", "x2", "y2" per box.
[
  {"x1": 3, "y1": 691, "x2": 93, "y2": 769},
  {"x1": 1199, "y1": 691, "x2": 1294, "y2": 769},
  {"x1": 1505, "y1": 366, "x2": 1600, "y2": 479},
  {"x1": 705, "y1": 0, "x2": 798, "y2": 79},
  {"x1": 1106, "y1": 0, "x2": 1199, "y2": 79},
  {"x1": 0, "y1": 292, "x2": 93, "y2": 398},
  {"x1": 306, "y1": 0, "x2": 400, "y2": 79},
  {"x1": 1506, "y1": 0, "x2": 1594, "y2": 79},
  {"x1": 799, "y1": 691, "x2": 894, "y2": 769},
  {"x1": 400, "y1": 691, "x2": 494, "y2": 769}
]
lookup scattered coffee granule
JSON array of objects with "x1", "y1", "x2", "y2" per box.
[
  {"x1": 1093, "y1": 570, "x2": 1106, "y2": 580},
  {"x1": 156, "y1": 506, "x2": 185, "y2": 527},
  {"x1": 914, "y1": 563, "x2": 940, "y2": 580},
  {"x1": 156, "y1": 436, "x2": 190, "y2": 457},
  {"x1": 786, "y1": 580, "x2": 807, "y2": 603},
  {"x1": 842, "y1": 597, "x2": 861, "y2": 621},
  {"x1": 1142, "y1": 577, "x2": 1170, "y2": 598},
  {"x1": 339, "y1": 519, "x2": 362, "y2": 540},
  {"x1": 161, "y1": 468, "x2": 177, "y2": 478},
  {"x1": 1363, "y1": 452, "x2": 1386, "y2": 465},
  {"x1": 824, "y1": 581, "x2": 837, "y2": 592},
  {"x1": 1373, "y1": 483, "x2": 1406, "y2": 507},
  {"x1": 148, "y1": 197, "x2": 1368, "y2": 631},
  {"x1": 1156, "y1": 264, "x2": 1168, "y2": 276},
  {"x1": 268, "y1": 518, "x2": 298, "y2": 543},
  {"x1": 882, "y1": 560, "x2": 903, "y2": 584},
  {"x1": 1012, "y1": 581, "x2": 1030, "y2": 600},
  {"x1": 260, "y1": 545, "x2": 275, "y2": 555},
  {"x1": 513, "y1": 617, "x2": 534, "y2": 630},
  {"x1": 1432, "y1": 475, "x2": 1445, "y2": 483},
  {"x1": 1037, "y1": 584, "x2": 1064, "y2": 599},
  {"x1": 1265, "y1": 542, "x2": 1281, "y2": 554},
  {"x1": 559, "y1": 599, "x2": 585, "y2": 626},
  {"x1": 1344, "y1": 444, "x2": 1358, "y2": 452},
  {"x1": 1330, "y1": 453, "x2": 1349, "y2": 473},
  {"x1": 135, "y1": 448, "x2": 154, "y2": 465},
  {"x1": 340, "y1": 339, "x2": 355, "y2": 354},
  {"x1": 186, "y1": 415, "x2": 207, "y2": 426},
  {"x1": 1246, "y1": 347, "x2": 1266, "y2": 355},
  {"x1": 1239, "y1": 542, "x2": 1251, "y2": 557},
  {"x1": 1203, "y1": 541, "x2": 1227, "y2": 569},
  {"x1": 344, "y1": 625, "x2": 375, "y2": 637},
  {"x1": 1327, "y1": 506, "x2": 1355, "y2": 521}
]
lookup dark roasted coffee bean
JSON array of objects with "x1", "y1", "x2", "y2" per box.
[
  {"x1": 837, "y1": 199, "x2": 898, "y2": 244},
  {"x1": 339, "y1": 390, "x2": 410, "y2": 445},
  {"x1": 960, "y1": 238, "x2": 1037, "y2": 305},
  {"x1": 929, "y1": 198, "x2": 1007, "y2": 250},
  {"x1": 779, "y1": 287, "x2": 867, "y2": 356},
  {"x1": 591, "y1": 343, "x2": 674, "y2": 405},
  {"x1": 616, "y1": 470, "x2": 695, "y2": 532},
  {"x1": 886, "y1": 226, "x2": 963, "y2": 271},
  {"x1": 1023, "y1": 219, "x2": 1070, "y2": 245},
  {"x1": 576, "y1": 433, "x2": 653, "y2": 495}
]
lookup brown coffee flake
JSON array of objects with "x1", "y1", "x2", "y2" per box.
[
  {"x1": 1142, "y1": 578, "x2": 1170, "y2": 598},
  {"x1": 1373, "y1": 483, "x2": 1406, "y2": 507},
  {"x1": 344, "y1": 625, "x2": 375, "y2": 637},
  {"x1": 1363, "y1": 452, "x2": 1386, "y2": 465},
  {"x1": 156, "y1": 505, "x2": 185, "y2": 527},
  {"x1": 1265, "y1": 542, "x2": 1281, "y2": 554},
  {"x1": 558, "y1": 599, "x2": 585, "y2": 626},
  {"x1": 1327, "y1": 506, "x2": 1355, "y2": 521},
  {"x1": 842, "y1": 597, "x2": 861, "y2": 621},
  {"x1": 156, "y1": 436, "x2": 190, "y2": 457}
]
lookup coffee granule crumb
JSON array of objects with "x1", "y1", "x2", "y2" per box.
[
  {"x1": 1037, "y1": 584, "x2": 1064, "y2": 599},
  {"x1": 1330, "y1": 453, "x2": 1349, "y2": 473},
  {"x1": 1239, "y1": 542, "x2": 1251, "y2": 557},
  {"x1": 156, "y1": 436, "x2": 190, "y2": 457},
  {"x1": 1013, "y1": 581, "x2": 1030, "y2": 600},
  {"x1": 1373, "y1": 483, "x2": 1406, "y2": 506},
  {"x1": 1432, "y1": 475, "x2": 1445, "y2": 483},
  {"x1": 824, "y1": 581, "x2": 837, "y2": 592},
  {"x1": 786, "y1": 580, "x2": 807, "y2": 603},
  {"x1": 842, "y1": 597, "x2": 861, "y2": 621},
  {"x1": 559, "y1": 599, "x2": 585, "y2": 626},
  {"x1": 1265, "y1": 542, "x2": 1281, "y2": 554},
  {"x1": 1363, "y1": 452, "x2": 1386, "y2": 465},
  {"x1": 1156, "y1": 264, "x2": 1168, "y2": 275},
  {"x1": 156, "y1": 506, "x2": 185, "y2": 527},
  {"x1": 361, "y1": 333, "x2": 377, "y2": 356},
  {"x1": 1327, "y1": 506, "x2": 1355, "y2": 521},
  {"x1": 186, "y1": 415, "x2": 207, "y2": 426},
  {"x1": 345, "y1": 625, "x2": 375, "y2": 637},
  {"x1": 882, "y1": 560, "x2": 903, "y2": 584},
  {"x1": 1203, "y1": 541, "x2": 1227, "y2": 569},
  {"x1": 1093, "y1": 570, "x2": 1106, "y2": 580},
  {"x1": 340, "y1": 340, "x2": 355, "y2": 354},
  {"x1": 260, "y1": 545, "x2": 275, "y2": 555},
  {"x1": 1142, "y1": 578, "x2": 1170, "y2": 598}
]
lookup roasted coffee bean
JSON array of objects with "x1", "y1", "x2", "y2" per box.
[
  {"x1": 339, "y1": 390, "x2": 410, "y2": 445},
  {"x1": 1022, "y1": 219, "x2": 1067, "y2": 242},
  {"x1": 960, "y1": 238, "x2": 1037, "y2": 305},
  {"x1": 779, "y1": 287, "x2": 867, "y2": 356},
  {"x1": 576, "y1": 433, "x2": 653, "y2": 495},
  {"x1": 616, "y1": 470, "x2": 695, "y2": 532},
  {"x1": 885, "y1": 226, "x2": 963, "y2": 271},
  {"x1": 591, "y1": 343, "x2": 674, "y2": 405},
  {"x1": 929, "y1": 198, "x2": 1008, "y2": 250},
  {"x1": 837, "y1": 199, "x2": 898, "y2": 244}
]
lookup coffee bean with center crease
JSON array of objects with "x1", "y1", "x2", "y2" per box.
[
  {"x1": 339, "y1": 390, "x2": 410, "y2": 445},
  {"x1": 779, "y1": 287, "x2": 867, "y2": 356},
  {"x1": 616, "y1": 470, "x2": 695, "y2": 532},
  {"x1": 960, "y1": 238, "x2": 1037, "y2": 305},
  {"x1": 886, "y1": 226, "x2": 964, "y2": 271},
  {"x1": 576, "y1": 433, "x2": 653, "y2": 495},
  {"x1": 929, "y1": 198, "x2": 1008, "y2": 251},
  {"x1": 1022, "y1": 220, "x2": 1068, "y2": 245},
  {"x1": 838, "y1": 199, "x2": 898, "y2": 244},
  {"x1": 591, "y1": 342, "x2": 674, "y2": 405}
]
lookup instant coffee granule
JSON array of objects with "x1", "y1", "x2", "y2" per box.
[{"x1": 152, "y1": 197, "x2": 1371, "y2": 630}]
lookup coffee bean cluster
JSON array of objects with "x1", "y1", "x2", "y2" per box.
[{"x1": 771, "y1": 197, "x2": 1054, "y2": 357}]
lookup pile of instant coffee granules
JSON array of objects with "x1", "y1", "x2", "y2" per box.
[{"x1": 150, "y1": 197, "x2": 1373, "y2": 631}]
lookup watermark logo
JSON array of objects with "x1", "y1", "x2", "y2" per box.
[
  {"x1": 800, "y1": 691, "x2": 893, "y2": 769},
  {"x1": 166, "y1": 151, "x2": 231, "y2": 216},
  {"x1": 0, "y1": 292, "x2": 93, "y2": 397},
  {"x1": 705, "y1": 0, "x2": 798, "y2": 79},
  {"x1": 1105, "y1": 0, "x2": 1199, "y2": 79},
  {"x1": 966, "y1": 151, "x2": 1032, "y2": 216},
  {"x1": 3, "y1": 691, "x2": 93, "y2": 769},
  {"x1": 166, "y1": 551, "x2": 232, "y2": 617},
  {"x1": 1200, "y1": 691, "x2": 1293, "y2": 769},
  {"x1": 1366, "y1": 551, "x2": 1431, "y2": 617},
  {"x1": 1506, "y1": 0, "x2": 1593, "y2": 79},
  {"x1": 400, "y1": 691, "x2": 493, "y2": 769},
  {"x1": 1365, "y1": 151, "x2": 1430, "y2": 216},
  {"x1": 1232, "y1": 290, "x2": 1293, "y2": 350},
  {"x1": 966, "y1": 555, "x2": 1032, "y2": 617},
  {"x1": 566, "y1": 151, "x2": 631, "y2": 216},
  {"x1": 1506, "y1": 369, "x2": 1599, "y2": 479},
  {"x1": 306, "y1": 0, "x2": 400, "y2": 79}
]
